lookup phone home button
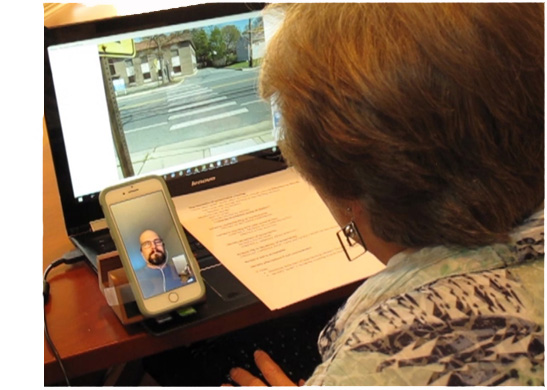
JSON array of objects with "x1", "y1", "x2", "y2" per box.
[{"x1": 168, "y1": 292, "x2": 179, "y2": 303}]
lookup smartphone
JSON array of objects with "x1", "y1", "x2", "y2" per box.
[{"x1": 99, "y1": 175, "x2": 206, "y2": 317}]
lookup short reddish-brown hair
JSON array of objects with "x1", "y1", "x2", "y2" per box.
[{"x1": 260, "y1": 3, "x2": 544, "y2": 248}]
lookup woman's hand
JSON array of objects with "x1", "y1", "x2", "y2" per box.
[{"x1": 223, "y1": 350, "x2": 305, "y2": 386}]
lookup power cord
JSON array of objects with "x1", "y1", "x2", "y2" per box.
[{"x1": 43, "y1": 248, "x2": 86, "y2": 386}]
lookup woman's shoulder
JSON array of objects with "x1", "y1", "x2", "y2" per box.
[
  {"x1": 309, "y1": 208, "x2": 544, "y2": 386},
  {"x1": 353, "y1": 206, "x2": 544, "y2": 315},
  {"x1": 310, "y1": 255, "x2": 544, "y2": 385}
]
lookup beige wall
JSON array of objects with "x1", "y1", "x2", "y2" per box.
[
  {"x1": 44, "y1": 3, "x2": 179, "y2": 27},
  {"x1": 44, "y1": 4, "x2": 117, "y2": 27}
]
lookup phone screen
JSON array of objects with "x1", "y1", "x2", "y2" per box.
[{"x1": 109, "y1": 190, "x2": 197, "y2": 299}]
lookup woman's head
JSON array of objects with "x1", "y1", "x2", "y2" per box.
[{"x1": 260, "y1": 3, "x2": 544, "y2": 248}]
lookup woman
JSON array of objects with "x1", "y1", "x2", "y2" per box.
[{"x1": 228, "y1": 3, "x2": 544, "y2": 386}]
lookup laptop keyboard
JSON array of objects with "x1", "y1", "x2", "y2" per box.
[
  {"x1": 143, "y1": 298, "x2": 344, "y2": 386},
  {"x1": 77, "y1": 229, "x2": 117, "y2": 254},
  {"x1": 185, "y1": 231, "x2": 221, "y2": 269}
]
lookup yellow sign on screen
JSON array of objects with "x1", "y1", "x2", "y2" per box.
[{"x1": 98, "y1": 39, "x2": 136, "y2": 58}]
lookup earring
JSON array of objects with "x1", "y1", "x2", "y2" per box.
[{"x1": 336, "y1": 215, "x2": 367, "y2": 261}]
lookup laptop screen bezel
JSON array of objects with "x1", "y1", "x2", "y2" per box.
[{"x1": 44, "y1": 2, "x2": 286, "y2": 236}]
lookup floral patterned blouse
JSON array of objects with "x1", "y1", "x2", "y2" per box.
[{"x1": 306, "y1": 208, "x2": 544, "y2": 386}]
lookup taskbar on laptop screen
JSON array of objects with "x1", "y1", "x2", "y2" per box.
[{"x1": 75, "y1": 143, "x2": 283, "y2": 205}]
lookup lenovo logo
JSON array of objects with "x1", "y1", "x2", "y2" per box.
[{"x1": 191, "y1": 176, "x2": 216, "y2": 187}]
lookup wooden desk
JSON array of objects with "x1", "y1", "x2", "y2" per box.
[{"x1": 43, "y1": 123, "x2": 359, "y2": 385}]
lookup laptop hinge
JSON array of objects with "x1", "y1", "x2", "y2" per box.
[{"x1": 90, "y1": 218, "x2": 108, "y2": 232}]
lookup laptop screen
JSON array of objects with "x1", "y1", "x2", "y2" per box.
[{"x1": 45, "y1": 3, "x2": 285, "y2": 235}]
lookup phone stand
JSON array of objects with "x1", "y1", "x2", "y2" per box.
[
  {"x1": 97, "y1": 251, "x2": 145, "y2": 325},
  {"x1": 97, "y1": 251, "x2": 200, "y2": 330}
]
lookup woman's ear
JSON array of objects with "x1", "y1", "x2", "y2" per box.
[{"x1": 351, "y1": 201, "x2": 408, "y2": 265}]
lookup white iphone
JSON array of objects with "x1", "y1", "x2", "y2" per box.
[{"x1": 99, "y1": 175, "x2": 206, "y2": 317}]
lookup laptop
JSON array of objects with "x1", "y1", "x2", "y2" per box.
[{"x1": 44, "y1": 3, "x2": 286, "y2": 330}]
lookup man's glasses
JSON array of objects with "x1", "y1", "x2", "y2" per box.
[{"x1": 141, "y1": 238, "x2": 163, "y2": 250}]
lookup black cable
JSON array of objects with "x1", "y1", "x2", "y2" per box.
[
  {"x1": 43, "y1": 249, "x2": 85, "y2": 386},
  {"x1": 44, "y1": 307, "x2": 71, "y2": 385}
]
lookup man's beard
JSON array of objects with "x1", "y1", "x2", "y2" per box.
[{"x1": 148, "y1": 250, "x2": 166, "y2": 266}]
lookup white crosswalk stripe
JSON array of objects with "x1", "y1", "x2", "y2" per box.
[
  {"x1": 170, "y1": 108, "x2": 249, "y2": 131},
  {"x1": 167, "y1": 96, "x2": 226, "y2": 113},
  {"x1": 168, "y1": 101, "x2": 237, "y2": 121}
]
